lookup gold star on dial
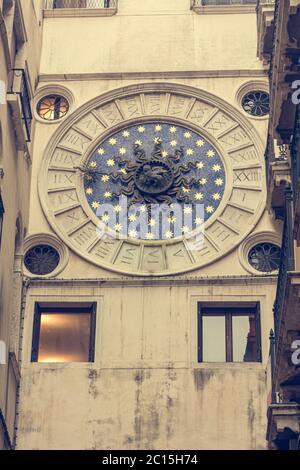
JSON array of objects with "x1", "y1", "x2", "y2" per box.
[
  {"x1": 128, "y1": 229, "x2": 138, "y2": 238},
  {"x1": 165, "y1": 230, "x2": 173, "y2": 239},
  {"x1": 101, "y1": 175, "x2": 110, "y2": 183},
  {"x1": 109, "y1": 138, "x2": 117, "y2": 145},
  {"x1": 107, "y1": 159, "x2": 115, "y2": 167},
  {"x1": 155, "y1": 125, "x2": 162, "y2": 132},
  {"x1": 138, "y1": 126, "x2": 145, "y2": 133},
  {"x1": 215, "y1": 178, "x2": 224, "y2": 186},
  {"x1": 102, "y1": 214, "x2": 110, "y2": 223},
  {"x1": 182, "y1": 187, "x2": 190, "y2": 193},
  {"x1": 186, "y1": 149, "x2": 194, "y2": 156},
  {"x1": 207, "y1": 149, "x2": 215, "y2": 158},
  {"x1": 196, "y1": 161, "x2": 204, "y2": 169},
  {"x1": 135, "y1": 140, "x2": 143, "y2": 146},
  {"x1": 114, "y1": 223, "x2": 122, "y2": 232},
  {"x1": 86, "y1": 187, "x2": 93, "y2": 195},
  {"x1": 92, "y1": 201, "x2": 100, "y2": 209},
  {"x1": 122, "y1": 130, "x2": 130, "y2": 138},
  {"x1": 146, "y1": 232, "x2": 154, "y2": 240},
  {"x1": 162, "y1": 150, "x2": 169, "y2": 158},
  {"x1": 199, "y1": 178, "x2": 207, "y2": 185},
  {"x1": 148, "y1": 218, "x2": 156, "y2": 227},
  {"x1": 114, "y1": 205, "x2": 122, "y2": 213},
  {"x1": 170, "y1": 140, "x2": 177, "y2": 147},
  {"x1": 97, "y1": 148, "x2": 105, "y2": 155},
  {"x1": 212, "y1": 193, "x2": 221, "y2": 201},
  {"x1": 195, "y1": 217, "x2": 204, "y2": 225},
  {"x1": 184, "y1": 132, "x2": 191, "y2": 139},
  {"x1": 194, "y1": 192, "x2": 204, "y2": 201},
  {"x1": 206, "y1": 206, "x2": 214, "y2": 214},
  {"x1": 89, "y1": 161, "x2": 97, "y2": 168},
  {"x1": 104, "y1": 191, "x2": 112, "y2": 199},
  {"x1": 119, "y1": 147, "x2": 127, "y2": 155},
  {"x1": 184, "y1": 207, "x2": 192, "y2": 214},
  {"x1": 169, "y1": 126, "x2": 177, "y2": 133},
  {"x1": 212, "y1": 164, "x2": 221, "y2": 172},
  {"x1": 128, "y1": 214, "x2": 137, "y2": 222},
  {"x1": 196, "y1": 139, "x2": 204, "y2": 147}
]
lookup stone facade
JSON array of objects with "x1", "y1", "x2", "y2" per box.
[{"x1": 0, "y1": 0, "x2": 286, "y2": 450}]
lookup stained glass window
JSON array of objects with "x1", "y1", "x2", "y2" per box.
[
  {"x1": 37, "y1": 95, "x2": 69, "y2": 121},
  {"x1": 24, "y1": 244, "x2": 60, "y2": 275},
  {"x1": 241, "y1": 91, "x2": 269, "y2": 117},
  {"x1": 248, "y1": 243, "x2": 281, "y2": 272}
]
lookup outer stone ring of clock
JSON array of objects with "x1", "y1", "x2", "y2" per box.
[{"x1": 134, "y1": 160, "x2": 174, "y2": 195}]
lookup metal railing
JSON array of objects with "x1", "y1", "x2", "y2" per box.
[
  {"x1": 265, "y1": 134, "x2": 274, "y2": 189},
  {"x1": 7, "y1": 69, "x2": 32, "y2": 143},
  {"x1": 273, "y1": 189, "x2": 295, "y2": 348},
  {"x1": 269, "y1": 329, "x2": 277, "y2": 404},
  {"x1": 193, "y1": 0, "x2": 257, "y2": 6},
  {"x1": 45, "y1": 0, "x2": 114, "y2": 8}
]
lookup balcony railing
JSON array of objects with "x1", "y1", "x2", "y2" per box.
[
  {"x1": 273, "y1": 189, "x2": 295, "y2": 348},
  {"x1": 45, "y1": 0, "x2": 114, "y2": 8},
  {"x1": 193, "y1": 0, "x2": 257, "y2": 5},
  {"x1": 7, "y1": 69, "x2": 32, "y2": 143}
]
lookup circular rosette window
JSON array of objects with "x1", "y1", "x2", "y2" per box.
[{"x1": 82, "y1": 122, "x2": 226, "y2": 241}]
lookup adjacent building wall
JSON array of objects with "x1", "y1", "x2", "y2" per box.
[{"x1": 0, "y1": 0, "x2": 43, "y2": 449}]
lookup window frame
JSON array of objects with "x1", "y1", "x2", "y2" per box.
[
  {"x1": 197, "y1": 303, "x2": 262, "y2": 363},
  {"x1": 31, "y1": 303, "x2": 97, "y2": 363}
]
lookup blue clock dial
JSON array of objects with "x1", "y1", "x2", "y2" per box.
[{"x1": 82, "y1": 122, "x2": 226, "y2": 240}]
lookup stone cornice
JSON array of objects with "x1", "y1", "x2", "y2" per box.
[
  {"x1": 24, "y1": 275, "x2": 278, "y2": 289},
  {"x1": 192, "y1": 5, "x2": 257, "y2": 15},
  {"x1": 43, "y1": 7, "x2": 117, "y2": 18},
  {"x1": 38, "y1": 69, "x2": 267, "y2": 82}
]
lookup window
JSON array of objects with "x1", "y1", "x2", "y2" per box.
[
  {"x1": 0, "y1": 194, "x2": 4, "y2": 248},
  {"x1": 241, "y1": 90, "x2": 270, "y2": 117},
  {"x1": 248, "y1": 242, "x2": 281, "y2": 273},
  {"x1": 31, "y1": 303, "x2": 96, "y2": 363},
  {"x1": 197, "y1": 304, "x2": 261, "y2": 363},
  {"x1": 24, "y1": 244, "x2": 60, "y2": 275},
  {"x1": 36, "y1": 94, "x2": 69, "y2": 121},
  {"x1": 51, "y1": 0, "x2": 111, "y2": 8}
]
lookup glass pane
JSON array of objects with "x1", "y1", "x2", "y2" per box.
[
  {"x1": 202, "y1": 316, "x2": 226, "y2": 362},
  {"x1": 232, "y1": 315, "x2": 257, "y2": 362},
  {"x1": 38, "y1": 312, "x2": 91, "y2": 363}
]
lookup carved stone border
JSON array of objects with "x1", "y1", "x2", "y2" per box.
[{"x1": 38, "y1": 82, "x2": 266, "y2": 276}]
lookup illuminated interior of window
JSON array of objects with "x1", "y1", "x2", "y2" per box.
[
  {"x1": 37, "y1": 95, "x2": 69, "y2": 121},
  {"x1": 37, "y1": 312, "x2": 91, "y2": 363}
]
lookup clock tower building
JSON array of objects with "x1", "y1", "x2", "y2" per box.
[{"x1": 14, "y1": 0, "x2": 279, "y2": 450}]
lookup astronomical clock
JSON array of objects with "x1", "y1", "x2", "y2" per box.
[{"x1": 39, "y1": 83, "x2": 266, "y2": 276}]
